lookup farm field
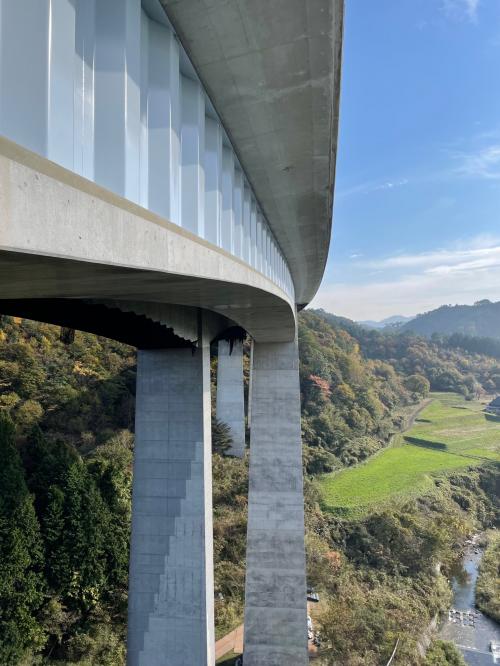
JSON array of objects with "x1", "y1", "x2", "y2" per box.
[{"x1": 319, "y1": 392, "x2": 500, "y2": 516}]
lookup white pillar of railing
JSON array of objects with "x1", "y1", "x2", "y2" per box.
[
  {"x1": 242, "y1": 185, "x2": 252, "y2": 265},
  {"x1": 180, "y1": 76, "x2": 205, "y2": 236},
  {"x1": 233, "y1": 168, "x2": 244, "y2": 259},
  {"x1": 142, "y1": 16, "x2": 180, "y2": 222},
  {"x1": 204, "y1": 117, "x2": 222, "y2": 245},
  {"x1": 75, "y1": 0, "x2": 95, "y2": 180},
  {"x1": 48, "y1": 0, "x2": 76, "y2": 171},
  {"x1": 94, "y1": 0, "x2": 141, "y2": 202},
  {"x1": 221, "y1": 146, "x2": 234, "y2": 253},
  {"x1": 250, "y1": 199, "x2": 258, "y2": 269},
  {"x1": 0, "y1": 1, "x2": 49, "y2": 156}
]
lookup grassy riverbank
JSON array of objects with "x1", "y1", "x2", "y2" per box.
[
  {"x1": 475, "y1": 529, "x2": 500, "y2": 622},
  {"x1": 319, "y1": 393, "x2": 500, "y2": 516}
]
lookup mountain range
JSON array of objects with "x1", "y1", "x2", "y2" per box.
[
  {"x1": 358, "y1": 315, "x2": 414, "y2": 329},
  {"x1": 400, "y1": 299, "x2": 500, "y2": 339},
  {"x1": 356, "y1": 300, "x2": 500, "y2": 341}
]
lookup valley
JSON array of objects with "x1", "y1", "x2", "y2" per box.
[{"x1": 319, "y1": 393, "x2": 500, "y2": 516}]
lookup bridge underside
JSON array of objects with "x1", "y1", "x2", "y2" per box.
[{"x1": 0, "y1": 248, "x2": 293, "y2": 344}]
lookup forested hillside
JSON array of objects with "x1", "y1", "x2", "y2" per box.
[
  {"x1": 313, "y1": 308, "x2": 500, "y2": 399},
  {"x1": 0, "y1": 317, "x2": 136, "y2": 665},
  {"x1": 0, "y1": 312, "x2": 498, "y2": 665},
  {"x1": 400, "y1": 299, "x2": 500, "y2": 339},
  {"x1": 301, "y1": 310, "x2": 500, "y2": 495}
]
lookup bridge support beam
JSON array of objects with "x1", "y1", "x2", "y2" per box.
[
  {"x1": 243, "y1": 339, "x2": 308, "y2": 665},
  {"x1": 128, "y1": 341, "x2": 215, "y2": 666},
  {"x1": 216, "y1": 339, "x2": 246, "y2": 458}
]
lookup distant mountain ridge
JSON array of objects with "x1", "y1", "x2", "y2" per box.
[
  {"x1": 401, "y1": 299, "x2": 500, "y2": 339},
  {"x1": 358, "y1": 315, "x2": 414, "y2": 329}
]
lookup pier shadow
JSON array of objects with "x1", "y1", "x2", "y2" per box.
[
  {"x1": 404, "y1": 436, "x2": 447, "y2": 451},
  {"x1": 415, "y1": 418, "x2": 431, "y2": 423},
  {"x1": 405, "y1": 437, "x2": 497, "y2": 463}
]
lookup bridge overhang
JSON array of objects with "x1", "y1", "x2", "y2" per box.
[{"x1": 160, "y1": 0, "x2": 344, "y2": 305}]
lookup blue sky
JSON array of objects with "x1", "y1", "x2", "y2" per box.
[{"x1": 312, "y1": 0, "x2": 500, "y2": 320}]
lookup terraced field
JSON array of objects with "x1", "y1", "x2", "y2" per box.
[{"x1": 319, "y1": 392, "x2": 500, "y2": 516}]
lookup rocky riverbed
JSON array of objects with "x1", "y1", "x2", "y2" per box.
[{"x1": 439, "y1": 535, "x2": 500, "y2": 665}]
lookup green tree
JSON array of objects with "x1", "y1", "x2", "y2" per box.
[
  {"x1": 212, "y1": 417, "x2": 234, "y2": 455},
  {"x1": 424, "y1": 640, "x2": 467, "y2": 665},
  {"x1": 404, "y1": 373, "x2": 431, "y2": 398},
  {"x1": 60, "y1": 461, "x2": 108, "y2": 612},
  {"x1": 0, "y1": 415, "x2": 45, "y2": 664}
]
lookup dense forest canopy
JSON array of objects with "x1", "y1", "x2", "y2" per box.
[
  {"x1": 0, "y1": 311, "x2": 498, "y2": 665},
  {"x1": 399, "y1": 299, "x2": 500, "y2": 339}
]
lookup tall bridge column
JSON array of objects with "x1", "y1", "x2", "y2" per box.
[
  {"x1": 243, "y1": 338, "x2": 308, "y2": 665},
  {"x1": 128, "y1": 338, "x2": 215, "y2": 665},
  {"x1": 216, "y1": 339, "x2": 246, "y2": 458}
]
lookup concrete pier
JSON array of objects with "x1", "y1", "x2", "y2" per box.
[
  {"x1": 243, "y1": 339, "x2": 308, "y2": 665},
  {"x1": 128, "y1": 342, "x2": 215, "y2": 666},
  {"x1": 216, "y1": 339, "x2": 246, "y2": 457}
]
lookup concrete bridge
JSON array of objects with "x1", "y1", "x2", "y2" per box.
[{"x1": 0, "y1": 0, "x2": 343, "y2": 663}]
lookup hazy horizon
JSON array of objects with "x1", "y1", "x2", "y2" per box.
[{"x1": 309, "y1": 296, "x2": 500, "y2": 324}]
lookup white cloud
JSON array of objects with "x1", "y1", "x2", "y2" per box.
[
  {"x1": 337, "y1": 178, "x2": 409, "y2": 199},
  {"x1": 313, "y1": 236, "x2": 500, "y2": 320},
  {"x1": 362, "y1": 241, "x2": 500, "y2": 272},
  {"x1": 313, "y1": 268, "x2": 500, "y2": 320},
  {"x1": 453, "y1": 143, "x2": 500, "y2": 180},
  {"x1": 442, "y1": 0, "x2": 480, "y2": 22}
]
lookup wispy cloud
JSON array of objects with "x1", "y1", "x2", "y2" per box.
[
  {"x1": 452, "y1": 143, "x2": 500, "y2": 180},
  {"x1": 361, "y1": 238, "x2": 500, "y2": 272},
  {"x1": 313, "y1": 235, "x2": 500, "y2": 320},
  {"x1": 313, "y1": 268, "x2": 500, "y2": 320},
  {"x1": 338, "y1": 134, "x2": 500, "y2": 202},
  {"x1": 337, "y1": 178, "x2": 409, "y2": 199},
  {"x1": 442, "y1": 0, "x2": 480, "y2": 22}
]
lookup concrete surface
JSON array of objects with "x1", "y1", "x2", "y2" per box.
[
  {"x1": 216, "y1": 339, "x2": 246, "y2": 457},
  {"x1": 128, "y1": 339, "x2": 215, "y2": 666},
  {"x1": 0, "y1": 135, "x2": 295, "y2": 342},
  {"x1": 243, "y1": 338, "x2": 308, "y2": 665},
  {"x1": 161, "y1": 0, "x2": 344, "y2": 305}
]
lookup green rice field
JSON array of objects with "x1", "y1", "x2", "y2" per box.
[{"x1": 319, "y1": 392, "x2": 500, "y2": 516}]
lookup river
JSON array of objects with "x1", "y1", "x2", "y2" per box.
[{"x1": 438, "y1": 537, "x2": 500, "y2": 665}]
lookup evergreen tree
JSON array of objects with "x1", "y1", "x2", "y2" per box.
[
  {"x1": 0, "y1": 415, "x2": 45, "y2": 664},
  {"x1": 63, "y1": 461, "x2": 108, "y2": 612},
  {"x1": 212, "y1": 417, "x2": 233, "y2": 455}
]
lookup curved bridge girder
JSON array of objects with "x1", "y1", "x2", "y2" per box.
[{"x1": 0, "y1": 137, "x2": 295, "y2": 343}]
